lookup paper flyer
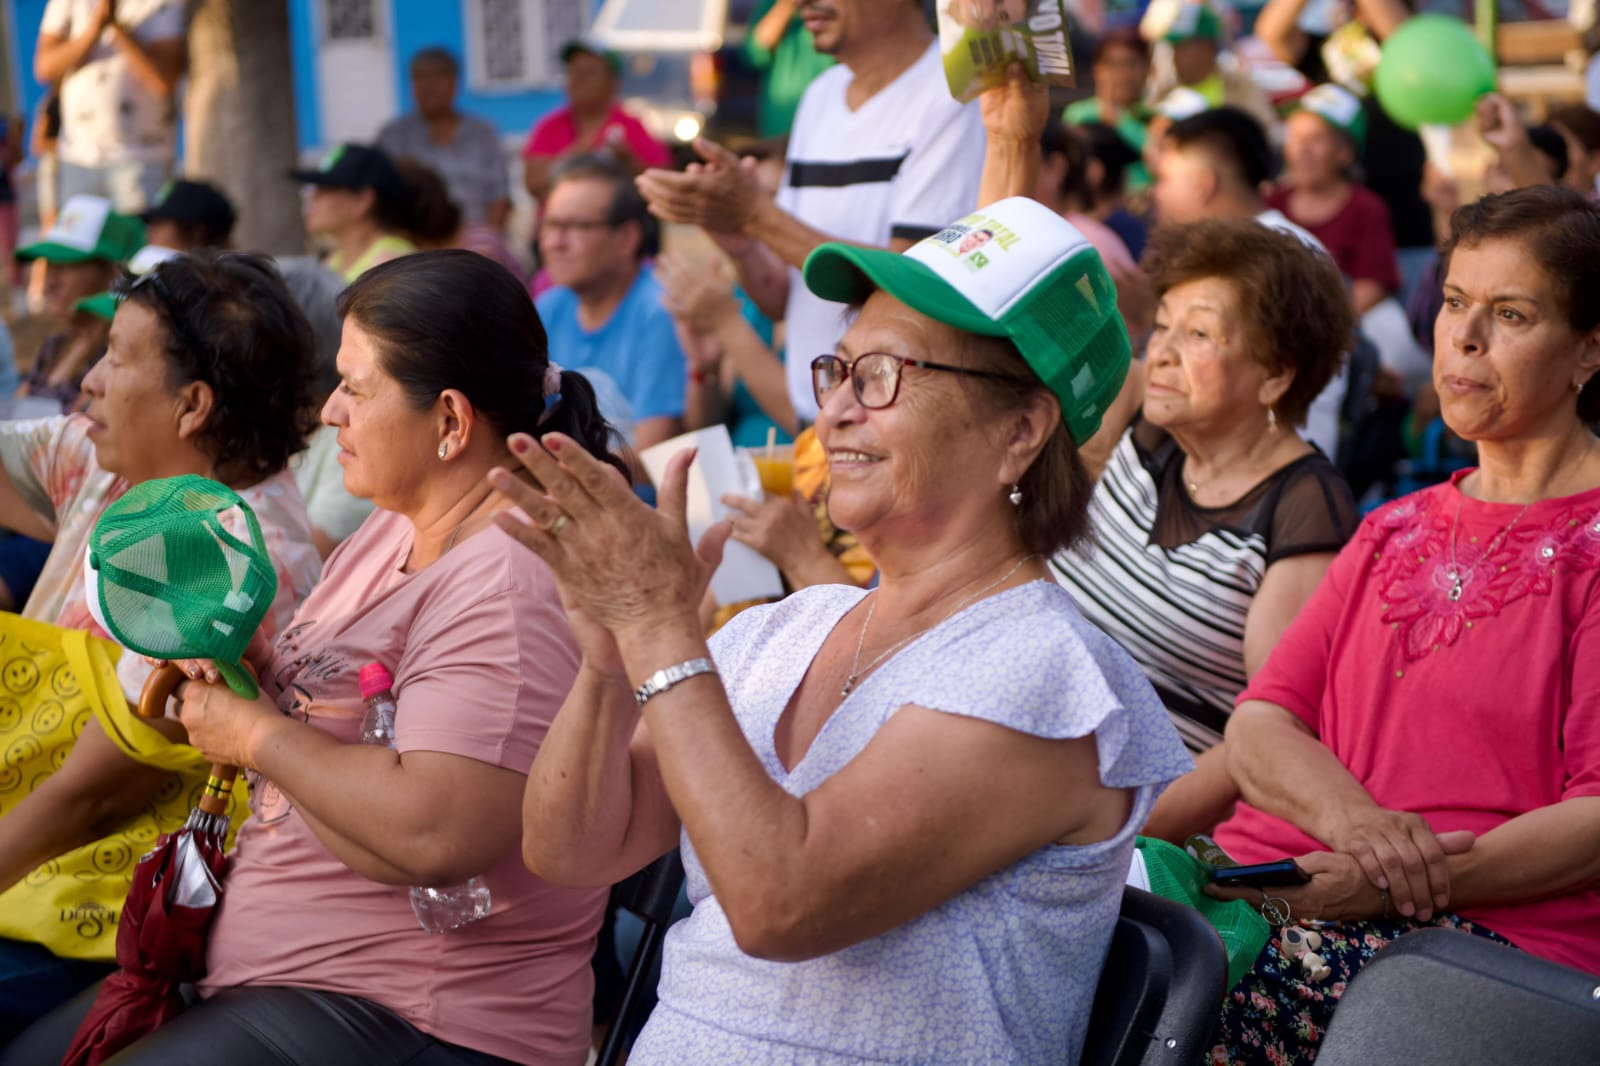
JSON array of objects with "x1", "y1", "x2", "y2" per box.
[
  {"x1": 937, "y1": 0, "x2": 1078, "y2": 103},
  {"x1": 638, "y1": 426, "x2": 785, "y2": 608}
]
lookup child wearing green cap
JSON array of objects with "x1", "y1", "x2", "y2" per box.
[
  {"x1": 13, "y1": 194, "x2": 145, "y2": 414},
  {"x1": 1144, "y1": 1, "x2": 1278, "y2": 135},
  {"x1": 1268, "y1": 84, "x2": 1400, "y2": 318}
]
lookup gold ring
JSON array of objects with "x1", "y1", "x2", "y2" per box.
[{"x1": 547, "y1": 514, "x2": 570, "y2": 538}]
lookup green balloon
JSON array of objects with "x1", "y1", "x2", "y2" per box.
[{"x1": 1374, "y1": 15, "x2": 1497, "y2": 131}]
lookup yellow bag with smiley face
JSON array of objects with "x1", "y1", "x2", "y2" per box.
[{"x1": 0, "y1": 614, "x2": 246, "y2": 961}]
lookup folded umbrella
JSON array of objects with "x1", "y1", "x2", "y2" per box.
[{"x1": 62, "y1": 476, "x2": 277, "y2": 1066}]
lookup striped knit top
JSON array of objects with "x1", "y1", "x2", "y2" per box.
[{"x1": 1052, "y1": 421, "x2": 1358, "y2": 751}]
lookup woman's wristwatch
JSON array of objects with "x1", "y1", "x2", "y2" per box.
[{"x1": 634, "y1": 658, "x2": 718, "y2": 707}]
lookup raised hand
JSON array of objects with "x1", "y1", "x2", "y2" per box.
[
  {"x1": 488, "y1": 435, "x2": 732, "y2": 641},
  {"x1": 635, "y1": 138, "x2": 766, "y2": 232}
]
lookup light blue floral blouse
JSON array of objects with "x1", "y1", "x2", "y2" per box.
[{"x1": 631, "y1": 581, "x2": 1192, "y2": 1065}]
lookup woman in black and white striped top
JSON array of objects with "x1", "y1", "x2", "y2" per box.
[{"x1": 1054, "y1": 219, "x2": 1360, "y2": 842}]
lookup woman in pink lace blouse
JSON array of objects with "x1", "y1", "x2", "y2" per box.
[{"x1": 1202, "y1": 187, "x2": 1600, "y2": 1063}]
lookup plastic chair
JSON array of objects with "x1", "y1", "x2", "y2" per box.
[
  {"x1": 1317, "y1": 928, "x2": 1600, "y2": 1066},
  {"x1": 595, "y1": 849, "x2": 686, "y2": 1066},
  {"x1": 1080, "y1": 886, "x2": 1229, "y2": 1066}
]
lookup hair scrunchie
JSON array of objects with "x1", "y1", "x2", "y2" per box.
[{"x1": 540, "y1": 362, "x2": 564, "y2": 421}]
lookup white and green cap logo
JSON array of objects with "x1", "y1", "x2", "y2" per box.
[
  {"x1": 1296, "y1": 82, "x2": 1367, "y2": 151},
  {"x1": 15, "y1": 194, "x2": 145, "y2": 265},
  {"x1": 802, "y1": 196, "x2": 1131, "y2": 445}
]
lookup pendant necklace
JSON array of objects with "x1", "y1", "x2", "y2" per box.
[{"x1": 1444, "y1": 496, "x2": 1532, "y2": 603}]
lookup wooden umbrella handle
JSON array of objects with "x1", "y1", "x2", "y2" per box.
[{"x1": 138, "y1": 662, "x2": 241, "y2": 817}]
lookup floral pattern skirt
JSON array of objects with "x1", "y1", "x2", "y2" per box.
[{"x1": 1207, "y1": 915, "x2": 1513, "y2": 1065}]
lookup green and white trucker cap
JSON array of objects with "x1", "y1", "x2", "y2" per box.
[
  {"x1": 802, "y1": 196, "x2": 1132, "y2": 445},
  {"x1": 16, "y1": 195, "x2": 146, "y2": 264},
  {"x1": 75, "y1": 244, "x2": 183, "y2": 321},
  {"x1": 87, "y1": 475, "x2": 278, "y2": 700},
  {"x1": 1294, "y1": 82, "x2": 1368, "y2": 152}
]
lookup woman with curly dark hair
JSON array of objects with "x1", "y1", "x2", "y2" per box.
[
  {"x1": 1052, "y1": 218, "x2": 1362, "y2": 844},
  {"x1": 0, "y1": 250, "x2": 323, "y2": 1035}
]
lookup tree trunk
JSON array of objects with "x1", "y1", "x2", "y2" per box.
[{"x1": 183, "y1": 0, "x2": 304, "y2": 254}]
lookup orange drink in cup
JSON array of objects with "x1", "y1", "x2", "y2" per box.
[{"x1": 753, "y1": 445, "x2": 795, "y2": 498}]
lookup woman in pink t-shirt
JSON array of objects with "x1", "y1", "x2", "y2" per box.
[
  {"x1": 1202, "y1": 187, "x2": 1600, "y2": 1064},
  {"x1": 7, "y1": 252, "x2": 627, "y2": 1066}
]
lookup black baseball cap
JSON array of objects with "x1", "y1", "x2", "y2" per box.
[
  {"x1": 141, "y1": 179, "x2": 238, "y2": 244},
  {"x1": 288, "y1": 143, "x2": 404, "y2": 198}
]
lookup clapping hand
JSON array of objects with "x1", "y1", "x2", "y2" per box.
[
  {"x1": 489, "y1": 435, "x2": 732, "y2": 643},
  {"x1": 636, "y1": 138, "x2": 766, "y2": 232},
  {"x1": 657, "y1": 251, "x2": 741, "y2": 336}
]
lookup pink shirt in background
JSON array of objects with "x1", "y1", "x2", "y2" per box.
[
  {"x1": 200, "y1": 509, "x2": 603, "y2": 1066},
  {"x1": 1265, "y1": 184, "x2": 1402, "y2": 294},
  {"x1": 1215, "y1": 474, "x2": 1600, "y2": 973},
  {"x1": 521, "y1": 102, "x2": 672, "y2": 171},
  {"x1": 1065, "y1": 211, "x2": 1138, "y2": 279}
]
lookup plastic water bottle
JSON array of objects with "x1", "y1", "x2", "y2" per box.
[
  {"x1": 358, "y1": 663, "x2": 398, "y2": 747},
  {"x1": 357, "y1": 662, "x2": 492, "y2": 934}
]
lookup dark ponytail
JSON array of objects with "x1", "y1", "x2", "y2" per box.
[
  {"x1": 538, "y1": 370, "x2": 623, "y2": 467},
  {"x1": 338, "y1": 250, "x2": 627, "y2": 477}
]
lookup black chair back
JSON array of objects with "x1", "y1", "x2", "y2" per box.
[
  {"x1": 1317, "y1": 927, "x2": 1600, "y2": 1066},
  {"x1": 1081, "y1": 886, "x2": 1228, "y2": 1066},
  {"x1": 596, "y1": 849, "x2": 685, "y2": 1066}
]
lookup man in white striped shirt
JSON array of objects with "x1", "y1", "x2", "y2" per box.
[{"x1": 637, "y1": 0, "x2": 986, "y2": 428}]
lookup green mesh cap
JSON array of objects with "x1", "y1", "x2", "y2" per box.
[
  {"x1": 87, "y1": 476, "x2": 277, "y2": 699},
  {"x1": 802, "y1": 196, "x2": 1131, "y2": 445}
]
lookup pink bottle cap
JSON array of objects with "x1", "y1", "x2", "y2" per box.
[{"x1": 358, "y1": 662, "x2": 394, "y2": 699}]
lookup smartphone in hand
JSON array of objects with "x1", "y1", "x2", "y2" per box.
[{"x1": 1210, "y1": 859, "x2": 1312, "y2": 889}]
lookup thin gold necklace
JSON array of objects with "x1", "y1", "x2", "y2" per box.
[{"x1": 841, "y1": 555, "x2": 1033, "y2": 699}]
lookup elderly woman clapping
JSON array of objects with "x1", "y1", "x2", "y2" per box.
[
  {"x1": 1055, "y1": 219, "x2": 1361, "y2": 843},
  {"x1": 502, "y1": 197, "x2": 1191, "y2": 1065},
  {"x1": 1202, "y1": 185, "x2": 1600, "y2": 1064}
]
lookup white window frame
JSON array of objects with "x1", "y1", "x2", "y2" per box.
[
  {"x1": 317, "y1": 0, "x2": 390, "y2": 45},
  {"x1": 464, "y1": 0, "x2": 574, "y2": 93},
  {"x1": 591, "y1": 0, "x2": 729, "y2": 52}
]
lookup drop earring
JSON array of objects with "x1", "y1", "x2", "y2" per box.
[
  {"x1": 1008, "y1": 483, "x2": 1023, "y2": 506},
  {"x1": 1267, "y1": 407, "x2": 1278, "y2": 432},
  {"x1": 438, "y1": 442, "x2": 450, "y2": 460}
]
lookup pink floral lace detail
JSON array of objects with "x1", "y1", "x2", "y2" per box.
[{"x1": 1363, "y1": 491, "x2": 1600, "y2": 662}]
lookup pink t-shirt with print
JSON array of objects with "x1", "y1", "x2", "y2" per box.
[
  {"x1": 1215, "y1": 474, "x2": 1600, "y2": 973},
  {"x1": 200, "y1": 509, "x2": 604, "y2": 1066}
]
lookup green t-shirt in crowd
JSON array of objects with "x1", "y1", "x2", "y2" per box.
[{"x1": 744, "y1": 0, "x2": 835, "y2": 139}]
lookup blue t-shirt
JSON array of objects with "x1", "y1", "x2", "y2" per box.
[{"x1": 537, "y1": 271, "x2": 686, "y2": 423}]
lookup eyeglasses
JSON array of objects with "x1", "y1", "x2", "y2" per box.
[
  {"x1": 810, "y1": 352, "x2": 1026, "y2": 410},
  {"x1": 117, "y1": 267, "x2": 209, "y2": 366},
  {"x1": 541, "y1": 217, "x2": 615, "y2": 237}
]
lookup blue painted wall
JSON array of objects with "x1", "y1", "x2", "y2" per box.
[
  {"x1": 384, "y1": 0, "x2": 574, "y2": 143},
  {"x1": 10, "y1": 0, "x2": 51, "y2": 126}
]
